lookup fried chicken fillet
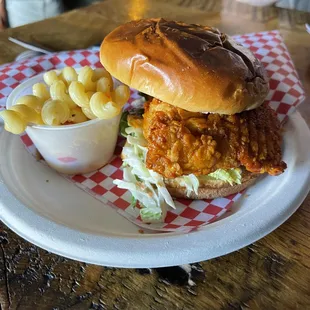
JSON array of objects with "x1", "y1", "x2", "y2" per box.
[{"x1": 144, "y1": 98, "x2": 286, "y2": 179}]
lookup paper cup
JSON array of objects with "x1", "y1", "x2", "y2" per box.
[{"x1": 6, "y1": 70, "x2": 121, "y2": 174}]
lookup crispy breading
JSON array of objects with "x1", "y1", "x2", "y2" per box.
[{"x1": 143, "y1": 98, "x2": 286, "y2": 178}]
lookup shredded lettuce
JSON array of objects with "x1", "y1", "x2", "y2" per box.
[
  {"x1": 114, "y1": 121, "x2": 242, "y2": 223},
  {"x1": 130, "y1": 195, "x2": 137, "y2": 208},
  {"x1": 201, "y1": 168, "x2": 242, "y2": 186},
  {"x1": 113, "y1": 124, "x2": 171, "y2": 222},
  {"x1": 173, "y1": 174, "x2": 200, "y2": 196},
  {"x1": 119, "y1": 111, "x2": 129, "y2": 137},
  {"x1": 140, "y1": 207, "x2": 163, "y2": 222},
  {"x1": 119, "y1": 103, "x2": 145, "y2": 138}
]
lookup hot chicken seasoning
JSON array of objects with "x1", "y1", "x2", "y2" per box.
[{"x1": 0, "y1": 29, "x2": 305, "y2": 233}]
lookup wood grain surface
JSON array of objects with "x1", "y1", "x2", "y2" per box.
[{"x1": 1, "y1": 0, "x2": 310, "y2": 309}]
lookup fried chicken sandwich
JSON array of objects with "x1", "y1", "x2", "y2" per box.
[{"x1": 100, "y1": 19, "x2": 287, "y2": 222}]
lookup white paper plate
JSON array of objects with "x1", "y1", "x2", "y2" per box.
[{"x1": 0, "y1": 112, "x2": 310, "y2": 268}]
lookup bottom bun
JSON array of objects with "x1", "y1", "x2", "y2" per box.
[{"x1": 166, "y1": 173, "x2": 259, "y2": 200}]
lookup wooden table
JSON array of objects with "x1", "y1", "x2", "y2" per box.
[{"x1": 1, "y1": 0, "x2": 310, "y2": 309}]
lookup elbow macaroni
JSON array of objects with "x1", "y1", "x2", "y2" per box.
[
  {"x1": 93, "y1": 68, "x2": 109, "y2": 80},
  {"x1": 0, "y1": 103, "x2": 43, "y2": 134},
  {"x1": 69, "y1": 81, "x2": 90, "y2": 108},
  {"x1": 97, "y1": 77, "x2": 112, "y2": 94},
  {"x1": 93, "y1": 68, "x2": 113, "y2": 91},
  {"x1": 113, "y1": 85, "x2": 131, "y2": 106},
  {"x1": 0, "y1": 66, "x2": 131, "y2": 134},
  {"x1": 50, "y1": 80, "x2": 76, "y2": 109},
  {"x1": 82, "y1": 107, "x2": 97, "y2": 120},
  {"x1": 0, "y1": 110, "x2": 28, "y2": 134},
  {"x1": 32, "y1": 83, "x2": 50, "y2": 101},
  {"x1": 10, "y1": 104, "x2": 43, "y2": 125},
  {"x1": 87, "y1": 91, "x2": 95, "y2": 100},
  {"x1": 62, "y1": 67, "x2": 78, "y2": 84},
  {"x1": 41, "y1": 100, "x2": 70, "y2": 126},
  {"x1": 69, "y1": 107, "x2": 88, "y2": 124},
  {"x1": 15, "y1": 95, "x2": 45, "y2": 113},
  {"x1": 90, "y1": 92, "x2": 121, "y2": 119},
  {"x1": 43, "y1": 70, "x2": 59, "y2": 86},
  {"x1": 78, "y1": 66, "x2": 96, "y2": 92}
]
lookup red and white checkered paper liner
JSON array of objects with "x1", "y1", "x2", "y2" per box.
[{"x1": 0, "y1": 31, "x2": 305, "y2": 233}]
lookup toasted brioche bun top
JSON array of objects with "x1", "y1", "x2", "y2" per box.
[{"x1": 100, "y1": 18, "x2": 269, "y2": 114}]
